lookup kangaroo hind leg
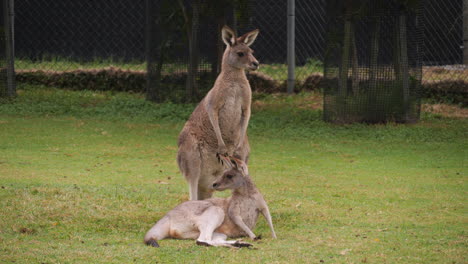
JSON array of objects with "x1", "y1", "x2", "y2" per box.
[
  {"x1": 195, "y1": 206, "x2": 227, "y2": 247},
  {"x1": 177, "y1": 146, "x2": 202, "y2": 201},
  {"x1": 197, "y1": 187, "x2": 214, "y2": 200},
  {"x1": 144, "y1": 216, "x2": 170, "y2": 247},
  {"x1": 195, "y1": 207, "x2": 251, "y2": 248},
  {"x1": 208, "y1": 232, "x2": 252, "y2": 248}
]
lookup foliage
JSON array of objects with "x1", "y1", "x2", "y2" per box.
[{"x1": 422, "y1": 80, "x2": 468, "y2": 106}]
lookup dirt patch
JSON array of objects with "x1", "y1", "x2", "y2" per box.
[
  {"x1": 16, "y1": 67, "x2": 147, "y2": 92},
  {"x1": 252, "y1": 92, "x2": 323, "y2": 111},
  {"x1": 422, "y1": 104, "x2": 468, "y2": 119},
  {"x1": 19, "y1": 227, "x2": 36, "y2": 234},
  {"x1": 296, "y1": 92, "x2": 323, "y2": 110},
  {"x1": 247, "y1": 71, "x2": 282, "y2": 93},
  {"x1": 423, "y1": 66, "x2": 468, "y2": 81}
]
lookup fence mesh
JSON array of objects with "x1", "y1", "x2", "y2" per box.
[
  {"x1": 295, "y1": 0, "x2": 326, "y2": 84},
  {"x1": 15, "y1": 0, "x2": 146, "y2": 70},
  {"x1": 11, "y1": 0, "x2": 468, "y2": 105},
  {"x1": 323, "y1": 0, "x2": 424, "y2": 123},
  {"x1": 422, "y1": 0, "x2": 467, "y2": 106}
]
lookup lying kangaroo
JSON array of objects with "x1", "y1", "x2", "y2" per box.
[
  {"x1": 144, "y1": 156, "x2": 276, "y2": 248},
  {"x1": 177, "y1": 25, "x2": 260, "y2": 200}
]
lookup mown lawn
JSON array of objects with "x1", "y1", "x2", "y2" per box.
[{"x1": 0, "y1": 84, "x2": 466, "y2": 263}]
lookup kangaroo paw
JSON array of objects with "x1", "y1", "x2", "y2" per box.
[
  {"x1": 232, "y1": 240, "x2": 252, "y2": 248},
  {"x1": 216, "y1": 153, "x2": 230, "y2": 165},
  {"x1": 196, "y1": 240, "x2": 212, "y2": 247},
  {"x1": 254, "y1": 235, "x2": 262, "y2": 241},
  {"x1": 145, "y1": 238, "x2": 160, "y2": 248},
  {"x1": 216, "y1": 153, "x2": 223, "y2": 165}
]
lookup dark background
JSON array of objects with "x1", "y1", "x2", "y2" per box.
[{"x1": 14, "y1": 0, "x2": 464, "y2": 65}]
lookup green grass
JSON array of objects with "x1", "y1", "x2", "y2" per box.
[
  {"x1": 0, "y1": 84, "x2": 466, "y2": 263},
  {"x1": 17, "y1": 58, "x2": 150, "y2": 72},
  {"x1": 257, "y1": 59, "x2": 323, "y2": 81}
]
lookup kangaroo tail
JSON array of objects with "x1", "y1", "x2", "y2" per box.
[{"x1": 144, "y1": 216, "x2": 170, "y2": 247}]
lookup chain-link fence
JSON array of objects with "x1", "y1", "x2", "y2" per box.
[
  {"x1": 14, "y1": 0, "x2": 146, "y2": 93},
  {"x1": 16, "y1": 0, "x2": 145, "y2": 67},
  {"x1": 323, "y1": 0, "x2": 424, "y2": 124},
  {"x1": 422, "y1": 0, "x2": 467, "y2": 105},
  {"x1": 10, "y1": 0, "x2": 468, "y2": 104}
]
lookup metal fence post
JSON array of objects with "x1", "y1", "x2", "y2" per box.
[
  {"x1": 464, "y1": 0, "x2": 468, "y2": 64},
  {"x1": 287, "y1": 0, "x2": 295, "y2": 94},
  {"x1": 3, "y1": 0, "x2": 15, "y2": 97}
]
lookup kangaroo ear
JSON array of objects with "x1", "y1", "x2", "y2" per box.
[
  {"x1": 238, "y1": 29, "x2": 259, "y2": 47},
  {"x1": 220, "y1": 155, "x2": 234, "y2": 169},
  {"x1": 230, "y1": 158, "x2": 238, "y2": 169},
  {"x1": 230, "y1": 157, "x2": 249, "y2": 176},
  {"x1": 222, "y1": 26, "x2": 237, "y2": 47}
]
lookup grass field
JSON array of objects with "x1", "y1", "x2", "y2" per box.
[{"x1": 0, "y1": 84, "x2": 466, "y2": 263}]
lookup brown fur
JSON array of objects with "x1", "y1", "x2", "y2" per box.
[{"x1": 177, "y1": 26, "x2": 260, "y2": 200}]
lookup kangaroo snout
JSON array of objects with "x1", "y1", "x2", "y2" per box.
[
  {"x1": 250, "y1": 61, "x2": 259, "y2": 71},
  {"x1": 211, "y1": 182, "x2": 225, "y2": 191}
]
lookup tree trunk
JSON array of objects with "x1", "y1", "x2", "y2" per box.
[
  {"x1": 146, "y1": 40, "x2": 167, "y2": 102},
  {"x1": 369, "y1": 17, "x2": 380, "y2": 93},
  {"x1": 398, "y1": 13, "x2": 409, "y2": 117},
  {"x1": 212, "y1": 16, "x2": 226, "y2": 78},
  {"x1": 231, "y1": 4, "x2": 237, "y2": 34},
  {"x1": 186, "y1": 0, "x2": 200, "y2": 101},
  {"x1": 351, "y1": 22, "x2": 359, "y2": 95},
  {"x1": 339, "y1": 16, "x2": 352, "y2": 97},
  {"x1": 2, "y1": 0, "x2": 15, "y2": 98},
  {"x1": 393, "y1": 15, "x2": 401, "y2": 81},
  {"x1": 145, "y1": 0, "x2": 158, "y2": 101}
]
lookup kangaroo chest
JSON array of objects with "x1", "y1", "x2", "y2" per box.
[
  {"x1": 218, "y1": 84, "x2": 250, "y2": 143},
  {"x1": 232, "y1": 196, "x2": 260, "y2": 229},
  {"x1": 238, "y1": 200, "x2": 260, "y2": 229},
  {"x1": 216, "y1": 197, "x2": 260, "y2": 237}
]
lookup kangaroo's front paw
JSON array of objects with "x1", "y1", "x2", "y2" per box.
[
  {"x1": 216, "y1": 145, "x2": 229, "y2": 162},
  {"x1": 232, "y1": 240, "x2": 252, "y2": 248},
  {"x1": 217, "y1": 145, "x2": 228, "y2": 156},
  {"x1": 216, "y1": 153, "x2": 225, "y2": 165}
]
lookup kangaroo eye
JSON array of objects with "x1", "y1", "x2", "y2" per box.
[
  {"x1": 237, "y1": 52, "x2": 244, "y2": 57},
  {"x1": 226, "y1": 174, "x2": 233, "y2": 179}
]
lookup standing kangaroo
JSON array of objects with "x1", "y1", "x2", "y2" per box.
[
  {"x1": 177, "y1": 26, "x2": 260, "y2": 200},
  {"x1": 144, "y1": 156, "x2": 276, "y2": 248}
]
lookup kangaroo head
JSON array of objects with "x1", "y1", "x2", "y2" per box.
[
  {"x1": 212, "y1": 168, "x2": 246, "y2": 191},
  {"x1": 212, "y1": 156, "x2": 249, "y2": 191},
  {"x1": 221, "y1": 26, "x2": 260, "y2": 71}
]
